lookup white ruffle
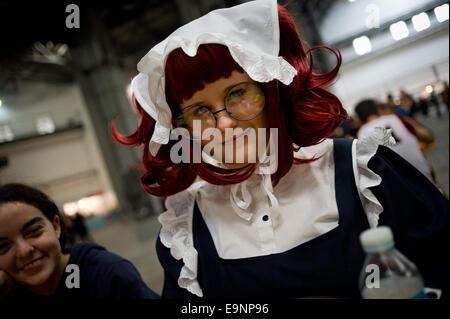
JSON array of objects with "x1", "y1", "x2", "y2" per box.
[
  {"x1": 158, "y1": 131, "x2": 279, "y2": 296},
  {"x1": 229, "y1": 130, "x2": 280, "y2": 224},
  {"x1": 135, "y1": 35, "x2": 296, "y2": 156},
  {"x1": 158, "y1": 182, "x2": 206, "y2": 297},
  {"x1": 354, "y1": 127, "x2": 396, "y2": 228},
  {"x1": 159, "y1": 174, "x2": 281, "y2": 296}
]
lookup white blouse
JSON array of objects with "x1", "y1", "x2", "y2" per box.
[
  {"x1": 197, "y1": 139, "x2": 339, "y2": 259},
  {"x1": 158, "y1": 128, "x2": 395, "y2": 297}
]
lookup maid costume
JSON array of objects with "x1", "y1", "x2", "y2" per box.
[{"x1": 131, "y1": 0, "x2": 449, "y2": 298}]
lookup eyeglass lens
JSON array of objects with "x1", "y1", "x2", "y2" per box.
[{"x1": 176, "y1": 82, "x2": 265, "y2": 133}]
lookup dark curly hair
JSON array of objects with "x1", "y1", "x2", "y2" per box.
[{"x1": 0, "y1": 183, "x2": 70, "y2": 253}]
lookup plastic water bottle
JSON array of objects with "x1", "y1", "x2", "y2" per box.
[{"x1": 359, "y1": 226, "x2": 426, "y2": 299}]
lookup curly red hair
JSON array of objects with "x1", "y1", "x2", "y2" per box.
[{"x1": 112, "y1": 4, "x2": 347, "y2": 197}]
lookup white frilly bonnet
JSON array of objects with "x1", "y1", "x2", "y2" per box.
[{"x1": 130, "y1": 0, "x2": 298, "y2": 156}]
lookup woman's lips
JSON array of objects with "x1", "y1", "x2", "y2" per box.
[
  {"x1": 19, "y1": 256, "x2": 45, "y2": 271},
  {"x1": 223, "y1": 128, "x2": 252, "y2": 145}
]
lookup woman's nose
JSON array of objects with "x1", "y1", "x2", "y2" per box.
[
  {"x1": 215, "y1": 109, "x2": 238, "y2": 131},
  {"x1": 15, "y1": 238, "x2": 34, "y2": 259}
]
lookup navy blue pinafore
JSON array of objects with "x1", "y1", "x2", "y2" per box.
[{"x1": 156, "y1": 138, "x2": 449, "y2": 299}]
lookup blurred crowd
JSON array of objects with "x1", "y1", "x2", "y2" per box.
[
  {"x1": 331, "y1": 81, "x2": 449, "y2": 196},
  {"x1": 332, "y1": 81, "x2": 449, "y2": 140}
]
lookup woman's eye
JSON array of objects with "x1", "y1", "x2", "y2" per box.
[
  {"x1": 194, "y1": 106, "x2": 209, "y2": 116},
  {"x1": 26, "y1": 227, "x2": 43, "y2": 237},
  {"x1": 0, "y1": 243, "x2": 11, "y2": 254},
  {"x1": 229, "y1": 89, "x2": 246, "y2": 100}
]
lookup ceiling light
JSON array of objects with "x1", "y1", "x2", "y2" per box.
[
  {"x1": 352, "y1": 36, "x2": 372, "y2": 56},
  {"x1": 435, "y1": 4, "x2": 449, "y2": 22},
  {"x1": 390, "y1": 21, "x2": 409, "y2": 41},
  {"x1": 412, "y1": 12, "x2": 430, "y2": 32}
]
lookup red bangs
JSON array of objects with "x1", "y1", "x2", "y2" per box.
[{"x1": 164, "y1": 44, "x2": 244, "y2": 109}]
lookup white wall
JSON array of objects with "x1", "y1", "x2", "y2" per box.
[
  {"x1": 0, "y1": 83, "x2": 114, "y2": 209},
  {"x1": 0, "y1": 82, "x2": 80, "y2": 137},
  {"x1": 332, "y1": 27, "x2": 449, "y2": 114},
  {"x1": 320, "y1": 0, "x2": 439, "y2": 44},
  {"x1": 316, "y1": 0, "x2": 449, "y2": 114}
]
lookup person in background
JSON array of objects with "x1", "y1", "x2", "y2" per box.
[
  {"x1": 355, "y1": 99, "x2": 436, "y2": 184},
  {"x1": 418, "y1": 97, "x2": 430, "y2": 118},
  {"x1": 396, "y1": 89, "x2": 414, "y2": 118},
  {"x1": 70, "y1": 212, "x2": 94, "y2": 243},
  {"x1": 382, "y1": 100, "x2": 435, "y2": 152},
  {"x1": 330, "y1": 117, "x2": 359, "y2": 139},
  {"x1": 429, "y1": 88, "x2": 442, "y2": 119},
  {"x1": 0, "y1": 183, "x2": 160, "y2": 299},
  {"x1": 439, "y1": 81, "x2": 449, "y2": 114},
  {"x1": 386, "y1": 92, "x2": 395, "y2": 109},
  {"x1": 398, "y1": 89, "x2": 426, "y2": 120}
]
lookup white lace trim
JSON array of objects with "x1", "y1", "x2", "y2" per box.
[
  {"x1": 229, "y1": 130, "x2": 280, "y2": 224},
  {"x1": 158, "y1": 182, "x2": 206, "y2": 297},
  {"x1": 158, "y1": 130, "x2": 280, "y2": 297},
  {"x1": 354, "y1": 127, "x2": 396, "y2": 228}
]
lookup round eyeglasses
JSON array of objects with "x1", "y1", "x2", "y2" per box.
[{"x1": 175, "y1": 82, "x2": 265, "y2": 135}]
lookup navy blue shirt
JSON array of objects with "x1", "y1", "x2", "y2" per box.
[{"x1": 6, "y1": 242, "x2": 160, "y2": 299}]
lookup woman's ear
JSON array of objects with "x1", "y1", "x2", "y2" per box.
[{"x1": 52, "y1": 215, "x2": 61, "y2": 239}]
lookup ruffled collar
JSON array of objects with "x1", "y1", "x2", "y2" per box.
[
  {"x1": 229, "y1": 141, "x2": 280, "y2": 224},
  {"x1": 197, "y1": 129, "x2": 280, "y2": 222}
]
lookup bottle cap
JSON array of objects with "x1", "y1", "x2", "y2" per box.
[{"x1": 359, "y1": 226, "x2": 395, "y2": 253}]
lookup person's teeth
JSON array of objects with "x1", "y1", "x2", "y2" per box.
[{"x1": 23, "y1": 258, "x2": 41, "y2": 270}]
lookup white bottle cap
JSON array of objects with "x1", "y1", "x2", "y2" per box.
[{"x1": 359, "y1": 226, "x2": 395, "y2": 253}]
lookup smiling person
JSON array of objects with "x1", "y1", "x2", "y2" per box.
[
  {"x1": 0, "y1": 183, "x2": 159, "y2": 299},
  {"x1": 113, "y1": 0, "x2": 448, "y2": 299}
]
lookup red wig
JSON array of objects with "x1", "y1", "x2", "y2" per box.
[{"x1": 112, "y1": 4, "x2": 348, "y2": 197}]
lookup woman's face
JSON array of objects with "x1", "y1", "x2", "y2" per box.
[
  {"x1": 179, "y1": 71, "x2": 269, "y2": 168},
  {"x1": 0, "y1": 202, "x2": 67, "y2": 294}
]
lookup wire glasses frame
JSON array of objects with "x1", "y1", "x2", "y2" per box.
[{"x1": 175, "y1": 82, "x2": 265, "y2": 136}]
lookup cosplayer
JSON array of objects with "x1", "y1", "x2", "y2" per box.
[
  {"x1": 0, "y1": 183, "x2": 159, "y2": 299},
  {"x1": 113, "y1": 0, "x2": 448, "y2": 298}
]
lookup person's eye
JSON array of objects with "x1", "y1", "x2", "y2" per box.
[
  {"x1": 0, "y1": 243, "x2": 11, "y2": 255},
  {"x1": 194, "y1": 106, "x2": 209, "y2": 116},
  {"x1": 26, "y1": 226, "x2": 43, "y2": 237},
  {"x1": 229, "y1": 89, "x2": 246, "y2": 100}
]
